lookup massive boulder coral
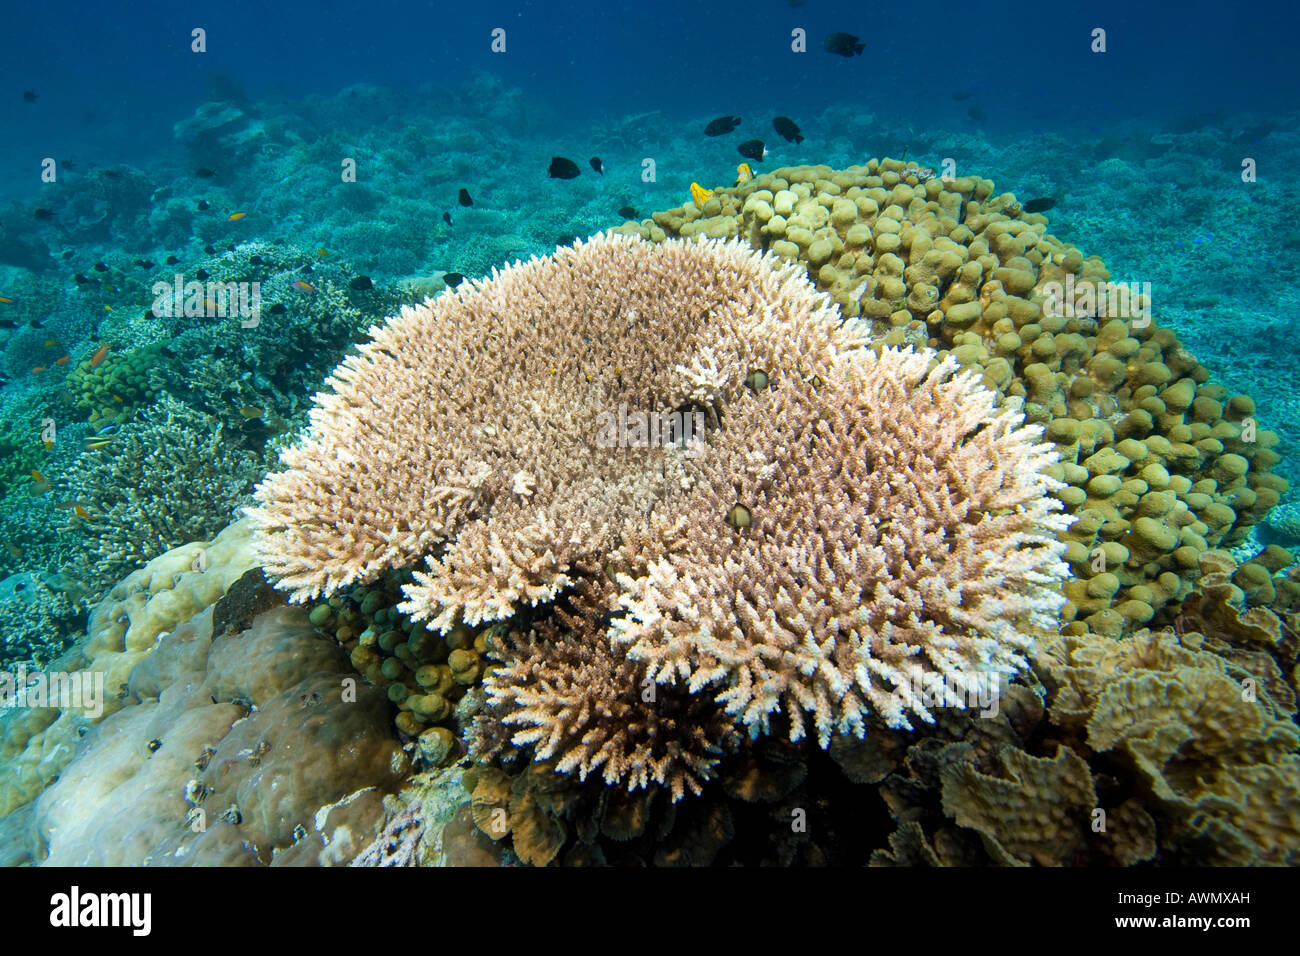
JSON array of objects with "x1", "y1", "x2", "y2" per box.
[
  {"x1": 23, "y1": 601, "x2": 407, "y2": 866},
  {"x1": 249, "y1": 232, "x2": 1073, "y2": 784},
  {"x1": 0, "y1": 520, "x2": 258, "y2": 821}
]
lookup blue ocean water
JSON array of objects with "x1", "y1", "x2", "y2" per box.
[
  {"x1": 1, "y1": 0, "x2": 1297, "y2": 641},
  {"x1": 0, "y1": 0, "x2": 1298, "y2": 874}
]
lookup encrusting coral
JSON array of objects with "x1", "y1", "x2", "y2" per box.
[{"x1": 249, "y1": 231, "x2": 1073, "y2": 788}]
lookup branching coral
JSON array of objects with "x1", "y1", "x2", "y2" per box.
[
  {"x1": 248, "y1": 232, "x2": 865, "y2": 608},
  {"x1": 62, "y1": 395, "x2": 271, "y2": 593},
  {"x1": 614, "y1": 346, "x2": 1073, "y2": 746},
  {"x1": 474, "y1": 624, "x2": 738, "y2": 801},
  {"x1": 0, "y1": 573, "x2": 85, "y2": 667},
  {"x1": 638, "y1": 159, "x2": 1289, "y2": 635},
  {"x1": 250, "y1": 232, "x2": 1072, "y2": 789}
]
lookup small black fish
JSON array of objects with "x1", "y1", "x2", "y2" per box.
[
  {"x1": 589, "y1": 156, "x2": 604, "y2": 175},
  {"x1": 738, "y1": 139, "x2": 766, "y2": 161},
  {"x1": 203, "y1": 244, "x2": 216, "y2": 254},
  {"x1": 134, "y1": 259, "x2": 155, "y2": 269},
  {"x1": 61, "y1": 250, "x2": 74, "y2": 259},
  {"x1": 28, "y1": 319, "x2": 44, "y2": 328},
  {"x1": 197, "y1": 200, "x2": 210, "y2": 210},
  {"x1": 443, "y1": 272, "x2": 465, "y2": 288},
  {"x1": 22, "y1": 91, "x2": 37, "y2": 103},
  {"x1": 618, "y1": 206, "x2": 639, "y2": 219},
  {"x1": 300, "y1": 263, "x2": 314, "y2": 273},
  {"x1": 824, "y1": 32, "x2": 865, "y2": 57},
  {"x1": 195, "y1": 268, "x2": 210, "y2": 280},
  {"x1": 704, "y1": 115, "x2": 741, "y2": 136},
  {"x1": 249, "y1": 254, "x2": 264, "y2": 266},
  {"x1": 773, "y1": 116, "x2": 804, "y2": 144},
  {"x1": 34, "y1": 208, "x2": 53, "y2": 221},
  {"x1": 0, "y1": 319, "x2": 18, "y2": 329},
  {"x1": 61, "y1": 159, "x2": 76, "y2": 169},
  {"x1": 458, "y1": 188, "x2": 473, "y2": 206},
  {"x1": 165, "y1": 255, "x2": 179, "y2": 265},
  {"x1": 968, "y1": 106, "x2": 986, "y2": 122},
  {"x1": 1022, "y1": 197, "x2": 1057, "y2": 214},
  {"x1": 349, "y1": 275, "x2": 374, "y2": 291},
  {"x1": 268, "y1": 303, "x2": 287, "y2": 315},
  {"x1": 73, "y1": 273, "x2": 92, "y2": 284},
  {"x1": 549, "y1": 156, "x2": 581, "y2": 179},
  {"x1": 94, "y1": 261, "x2": 109, "y2": 272},
  {"x1": 143, "y1": 309, "x2": 158, "y2": 320},
  {"x1": 195, "y1": 168, "x2": 216, "y2": 178},
  {"x1": 442, "y1": 211, "x2": 452, "y2": 226}
]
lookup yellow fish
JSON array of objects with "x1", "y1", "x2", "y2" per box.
[
  {"x1": 228, "y1": 211, "x2": 248, "y2": 221},
  {"x1": 316, "y1": 248, "x2": 331, "y2": 257},
  {"x1": 0, "y1": 296, "x2": 14, "y2": 304},
  {"x1": 735, "y1": 163, "x2": 754, "y2": 185},
  {"x1": 689, "y1": 182, "x2": 714, "y2": 207}
]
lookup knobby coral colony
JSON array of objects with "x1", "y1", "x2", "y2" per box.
[{"x1": 249, "y1": 232, "x2": 1073, "y2": 803}]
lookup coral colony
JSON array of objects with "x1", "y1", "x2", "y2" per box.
[{"x1": 0, "y1": 55, "x2": 1296, "y2": 869}]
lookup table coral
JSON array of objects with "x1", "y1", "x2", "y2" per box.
[{"x1": 249, "y1": 231, "x2": 1072, "y2": 783}]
